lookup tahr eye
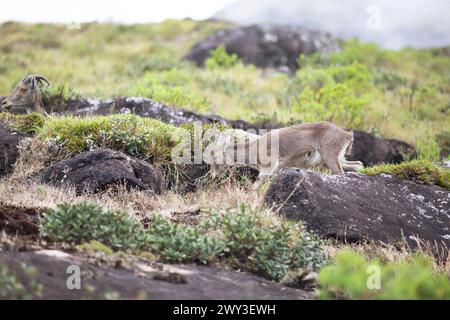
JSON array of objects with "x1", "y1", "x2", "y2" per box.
[{"x1": 20, "y1": 87, "x2": 28, "y2": 92}]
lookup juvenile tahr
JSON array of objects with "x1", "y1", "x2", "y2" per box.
[
  {"x1": 1, "y1": 74, "x2": 49, "y2": 115},
  {"x1": 209, "y1": 121, "x2": 364, "y2": 184}
]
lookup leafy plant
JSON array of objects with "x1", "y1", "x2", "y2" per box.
[
  {"x1": 147, "y1": 214, "x2": 223, "y2": 264},
  {"x1": 204, "y1": 205, "x2": 326, "y2": 280},
  {"x1": 318, "y1": 251, "x2": 450, "y2": 300},
  {"x1": 40, "y1": 202, "x2": 326, "y2": 281},
  {"x1": 361, "y1": 159, "x2": 450, "y2": 190},
  {"x1": 205, "y1": 45, "x2": 240, "y2": 69},
  {"x1": 292, "y1": 82, "x2": 369, "y2": 128},
  {"x1": 41, "y1": 201, "x2": 149, "y2": 251}
]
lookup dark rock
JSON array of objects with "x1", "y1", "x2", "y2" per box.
[
  {"x1": 0, "y1": 121, "x2": 31, "y2": 176},
  {"x1": 41, "y1": 149, "x2": 165, "y2": 194},
  {"x1": 0, "y1": 250, "x2": 314, "y2": 300},
  {"x1": 40, "y1": 96, "x2": 277, "y2": 131},
  {"x1": 0, "y1": 95, "x2": 416, "y2": 166},
  {"x1": 350, "y1": 130, "x2": 416, "y2": 166},
  {"x1": 264, "y1": 168, "x2": 450, "y2": 250},
  {"x1": 184, "y1": 25, "x2": 339, "y2": 72}
]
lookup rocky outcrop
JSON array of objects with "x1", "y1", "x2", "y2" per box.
[
  {"x1": 41, "y1": 149, "x2": 165, "y2": 194},
  {"x1": 264, "y1": 168, "x2": 450, "y2": 249},
  {"x1": 0, "y1": 95, "x2": 417, "y2": 166},
  {"x1": 46, "y1": 96, "x2": 277, "y2": 131},
  {"x1": 0, "y1": 249, "x2": 314, "y2": 300},
  {"x1": 184, "y1": 25, "x2": 339, "y2": 72},
  {"x1": 350, "y1": 131, "x2": 417, "y2": 166},
  {"x1": 0, "y1": 121, "x2": 31, "y2": 177}
]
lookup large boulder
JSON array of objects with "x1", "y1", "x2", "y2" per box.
[
  {"x1": 0, "y1": 121, "x2": 31, "y2": 177},
  {"x1": 0, "y1": 250, "x2": 314, "y2": 299},
  {"x1": 41, "y1": 149, "x2": 165, "y2": 194},
  {"x1": 264, "y1": 168, "x2": 450, "y2": 249},
  {"x1": 184, "y1": 25, "x2": 339, "y2": 72},
  {"x1": 350, "y1": 131, "x2": 416, "y2": 166}
]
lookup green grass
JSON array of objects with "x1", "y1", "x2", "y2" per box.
[
  {"x1": 318, "y1": 250, "x2": 450, "y2": 300},
  {"x1": 36, "y1": 114, "x2": 182, "y2": 163},
  {"x1": 361, "y1": 159, "x2": 450, "y2": 190},
  {"x1": 1, "y1": 22, "x2": 449, "y2": 160},
  {"x1": 0, "y1": 112, "x2": 46, "y2": 134}
]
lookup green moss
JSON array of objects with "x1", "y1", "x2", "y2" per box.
[
  {"x1": 361, "y1": 160, "x2": 450, "y2": 190},
  {"x1": 0, "y1": 112, "x2": 46, "y2": 134},
  {"x1": 76, "y1": 240, "x2": 114, "y2": 255},
  {"x1": 318, "y1": 250, "x2": 450, "y2": 300},
  {"x1": 37, "y1": 114, "x2": 182, "y2": 163}
]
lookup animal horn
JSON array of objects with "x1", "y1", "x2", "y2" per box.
[
  {"x1": 33, "y1": 74, "x2": 50, "y2": 86},
  {"x1": 22, "y1": 74, "x2": 50, "y2": 87}
]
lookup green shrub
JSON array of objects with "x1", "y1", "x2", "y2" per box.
[
  {"x1": 147, "y1": 214, "x2": 223, "y2": 264},
  {"x1": 38, "y1": 114, "x2": 181, "y2": 163},
  {"x1": 41, "y1": 201, "x2": 149, "y2": 251},
  {"x1": 292, "y1": 82, "x2": 369, "y2": 128},
  {"x1": 41, "y1": 202, "x2": 326, "y2": 282},
  {"x1": 318, "y1": 251, "x2": 450, "y2": 300},
  {"x1": 206, "y1": 205, "x2": 326, "y2": 280},
  {"x1": 361, "y1": 159, "x2": 450, "y2": 190},
  {"x1": 205, "y1": 45, "x2": 240, "y2": 69}
]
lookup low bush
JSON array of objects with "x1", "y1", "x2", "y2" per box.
[
  {"x1": 41, "y1": 202, "x2": 326, "y2": 281},
  {"x1": 205, "y1": 205, "x2": 326, "y2": 280},
  {"x1": 205, "y1": 45, "x2": 240, "y2": 69},
  {"x1": 41, "y1": 201, "x2": 149, "y2": 251},
  {"x1": 361, "y1": 159, "x2": 450, "y2": 190},
  {"x1": 318, "y1": 251, "x2": 450, "y2": 299}
]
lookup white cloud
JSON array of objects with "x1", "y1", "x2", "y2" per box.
[{"x1": 0, "y1": 0, "x2": 237, "y2": 23}]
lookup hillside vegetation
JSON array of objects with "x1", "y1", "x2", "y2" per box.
[
  {"x1": 0, "y1": 20, "x2": 449, "y2": 300},
  {"x1": 0, "y1": 20, "x2": 449, "y2": 159}
]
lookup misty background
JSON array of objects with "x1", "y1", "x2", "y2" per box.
[{"x1": 0, "y1": 0, "x2": 449, "y2": 48}]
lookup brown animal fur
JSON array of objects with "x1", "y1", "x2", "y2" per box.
[
  {"x1": 1, "y1": 74, "x2": 49, "y2": 115},
  {"x1": 210, "y1": 122, "x2": 364, "y2": 184}
]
